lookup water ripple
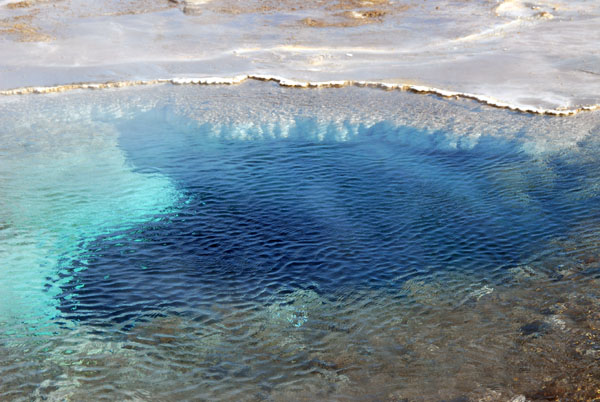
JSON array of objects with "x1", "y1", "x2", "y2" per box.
[{"x1": 4, "y1": 104, "x2": 600, "y2": 400}]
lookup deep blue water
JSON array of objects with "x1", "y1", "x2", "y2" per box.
[{"x1": 57, "y1": 108, "x2": 599, "y2": 325}]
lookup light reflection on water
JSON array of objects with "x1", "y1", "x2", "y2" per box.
[{"x1": 1, "y1": 85, "x2": 600, "y2": 401}]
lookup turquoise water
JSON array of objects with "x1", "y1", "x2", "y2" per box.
[
  {"x1": 0, "y1": 117, "x2": 179, "y2": 339},
  {"x1": 1, "y1": 85, "x2": 600, "y2": 400}
]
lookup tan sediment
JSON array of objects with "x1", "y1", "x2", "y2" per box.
[
  {"x1": 0, "y1": 13, "x2": 53, "y2": 42},
  {"x1": 301, "y1": 9, "x2": 387, "y2": 27},
  {"x1": 297, "y1": 0, "x2": 409, "y2": 28},
  {"x1": 79, "y1": 0, "x2": 176, "y2": 18},
  {"x1": 193, "y1": 0, "x2": 408, "y2": 27},
  {"x1": 1, "y1": 75, "x2": 598, "y2": 117},
  {"x1": 326, "y1": 0, "x2": 390, "y2": 11},
  {"x1": 6, "y1": 1, "x2": 33, "y2": 9},
  {"x1": 1, "y1": 0, "x2": 176, "y2": 39},
  {"x1": 204, "y1": 0, "x2": 400, "y2": 14}
]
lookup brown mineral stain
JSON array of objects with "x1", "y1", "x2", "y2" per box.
[
  {"x1": 326, "y1": 0, "x2": 390, "y2": 11},
  {"x1": 0, "y1": 14, "x2": 53, "y2": 42},
  {"x1": 300, "y1": 9, "x2": 392, "y2": 27},
  {"x1": 0, "y1": 0, "x2": 175, "y2": 42},
  {"x1": 6, "y1": 1, "x2": 33, "y2": 9},
  {"x1": 199, "y1": 0, "x2": 410, "y2": 27}
]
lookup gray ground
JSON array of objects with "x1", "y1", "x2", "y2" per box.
[{"x1": 0, "y1": 0, "x2": 599, "y2": 113}]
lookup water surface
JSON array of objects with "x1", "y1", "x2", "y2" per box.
[{"x1": 1, "y1": 84, "x2": 600, "y2": 401}]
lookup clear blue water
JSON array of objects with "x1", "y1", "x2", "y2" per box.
[
  {"x1": 53, "y1": 106, "x2": 599, "y2": 328},
  {"x1": 2, "y1": 88, "x2": 600, "y2": 400}
]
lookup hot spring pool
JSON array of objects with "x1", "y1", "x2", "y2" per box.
[{"x1": 1, "y1": 82, "x2": 600, "y2": 400}]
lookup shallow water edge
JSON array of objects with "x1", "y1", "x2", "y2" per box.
[{"x1": 1, "y1": 76, "x2": 599, "y2": 116}]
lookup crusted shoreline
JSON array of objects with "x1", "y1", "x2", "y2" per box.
[{"x1": 2, "y1": 75, "x2": 599, "y2": 116}]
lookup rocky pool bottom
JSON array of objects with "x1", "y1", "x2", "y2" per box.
[
  {"x1": 3, "y1": 255, "x2": 600, "y2": 401},
  {"x1": 1, "y1": 83, "x2": 600, "y2": 401}
]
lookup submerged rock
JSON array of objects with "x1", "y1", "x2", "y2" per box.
[
  {"x1": 508, "y1": 265, "x2": 548, "y2": 283},
  {"x1": 519, "y1": 320, "x2": 551, "y2": 337},
  {"x1": 265, "y1": 289, "x2": 322, "y2": 328}
]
